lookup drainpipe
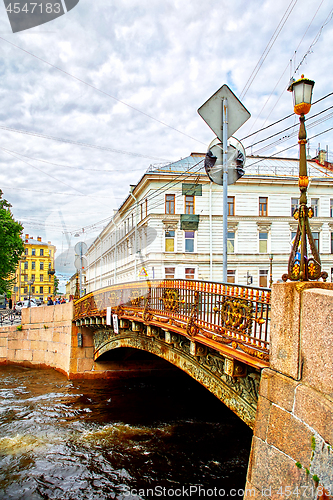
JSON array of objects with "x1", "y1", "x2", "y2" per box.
[
  {"x1": 129, "y1": 189, "x2": 138, "y2": 281},
  {"x1": 209, "y1": 182, "x2": 213, "y2": 280}
]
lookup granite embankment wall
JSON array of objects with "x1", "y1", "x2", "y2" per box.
[
  {"x1": 0, "y1": 303, "x2": 173, "y2": 378},
  {"x1": 245, "y1": 283, "x2": 333, "y2": 498}
]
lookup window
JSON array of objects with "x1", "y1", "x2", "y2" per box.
[
  {"x1": 31, "y1": 274, "x2": 35, "y2": 281},
  {"x1": 40, "y1": 274, "x2": 44, "y2": 282},
  {"x1": 291, "y1": 198, "x2": 298, "y2": 216},
  {"x1": 330, "y1": 199, "x2": 333, "y2": 217},
  {"x1": 185, "y1": 231, "x2": 194, "y2": 252},
  {"x1": 185, "y1": 195, "x2": 194, "y2": 214},
  {"x1": 24, "y1": 274, "x2": 28, "y2": 281},
  {"x1": 228, "y1": 196, "x2": 235, "y2": 216},
  {"x1": 24, "y1": 248, "x2": 28, "y2": 255},
  {"x1": 24, "y1": 287, "x2": 28, "y2": 294},
  {"x1": 40, "y1": 286, "x2": 43, "y2": 294},
  {"x1": 145, "y1": 198, "x2": 148, "y2": 217},
  {"x1": 40, "y1": 249, "x2": 44, "y2": 256},
  {"x1": 24, "y1": 261, "x2": 28, "y2": 269},
  {"x1": 311, "y1": 198, "x2": 319, "y2": 217},
  {"x1": 331, "y1": 233, "x2": 333, "y2": 254},
  {"x1": 49, "y1": 287, "x2": 51, "y2": 293},
  {"x1": 227, "y1": 270, "x2": 236, "y2": 283},
  {"x1": 259, "y1": 270, "x2": 268, "y2": 287},
  {"x1": 31, "y1": 261, "x2": 35, "y2": 270},
  {"x1": 40, "y1": 262, "x2": 44, "y2": 270},
  {"x1": 32, "y1": 248, "x2": 35, "y2": 256},
  {"x1": 165, "y1": 194, "x2": 175, "y2": 214},
  {"x1": 227, "y1": 232, "x2": 235, "y2": 253},
  {"x1": 185, "y1": 268, "x2": 195, "y2": 279},
  {"x1": 259, "y1": 197, "x2": 268, "y2": 216},
  {"x1": 140, "y1": 203, "x2": 144, "y2": 220},
  {"x1": 165, "y1": 267, "x2": 175, "y2": 279},
  {"x1": 48, "y1": 263, "x2": 51, "y2": 269},
  {"x1": 312, "y1": 232, "x2": 319, "y2": 252},
  {"x1": 165, "y1": 230, "x2": 175, "y2": 252},
  {"x1": 259, "y1": 232, "x2": 268, "y2": 253},
  {"x1": 31, "y1": 286, "x2": 35, "y2": 293},
  {"x1": 49, "y1": 275, "x2": 51, "y2": 282}
]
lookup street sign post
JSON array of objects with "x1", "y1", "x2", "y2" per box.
[{"x1": 198, "y1": 84, "x2": 250, "y2": 283}]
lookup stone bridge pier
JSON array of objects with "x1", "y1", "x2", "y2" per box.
[{"x1": 245, "y1": 283, "x2": 333, "y2": 498}]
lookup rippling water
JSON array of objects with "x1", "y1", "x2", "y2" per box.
[{"x1": 0, "y1": 366, "x2": 252, "y2": 499}]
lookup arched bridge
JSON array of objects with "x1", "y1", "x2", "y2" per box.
[{"x1": 73, "y1": 279, "x2": 271, "y2": 427}]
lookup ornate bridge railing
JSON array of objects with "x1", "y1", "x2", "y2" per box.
[{"x1": 74, "y1": 279, "x2": 271, "y2": 368}]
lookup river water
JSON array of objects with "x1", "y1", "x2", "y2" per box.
[{"x1": 0, "y1": 365, "x2": 252, "y2": 500}]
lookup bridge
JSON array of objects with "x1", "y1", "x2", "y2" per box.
[
  {"x1": 1, "y1": 279, "x2": 332, "y2": 493},
  {"x1": 73, "y1": 279, "x2": 271, "y2": 428}
]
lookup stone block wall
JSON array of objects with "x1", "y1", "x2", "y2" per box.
[{"x1": 245, "y1": 283, "x2": 333, "y2": 499}]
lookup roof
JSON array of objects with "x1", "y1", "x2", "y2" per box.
[{"x1": 146, "y1": 154, "x2": 333, "y2": 179}]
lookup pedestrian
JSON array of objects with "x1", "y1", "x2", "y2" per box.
[
  {"x1": 47, "y1": 297, "x2": 53, "y2": 306},
  {"x1": 9, "y1": 298, "x2": 12, "y2": 310}
]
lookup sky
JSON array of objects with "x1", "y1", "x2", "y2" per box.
[{"x1": 0, "y1": 0, "x2": 333, "y2": 289}]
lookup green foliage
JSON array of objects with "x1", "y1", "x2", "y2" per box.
[
  {"x1": 311, "y1": 436, "x2": 316, "y2": 450},
  {"x1": 312, "y1": 474, "x2": 319, "y2": 483},
  {"x1": 305, "y1": 468, "x2": 310, "y2": 475},
  {"x1": 0, "y1": 190, "x2": 24, "y2": 294},
  {"x1": 295, "y1": 461, "x2": 302, "y2": 469},
  {"x1": 16, "y1": 325, "x2": 22, "y2": 331},
  {"x1": 54, "y1": 275, "x2": 59, "y2": 295}
]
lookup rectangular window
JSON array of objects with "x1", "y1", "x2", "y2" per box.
[
  {"x1": 165, "y1": 267, "x2": 175, "y2": 279},
  {"x1": 31, "y1": 286, "x2": 35, "y2": 293},
  {"x1": 330, "y1": 199, "x2": 333, "y2": 217},
  {"x1": 227, "y1": 270, "x2": 236, "y2": 284},
  {"x1": 227, "y1": 232, "x2": 235, "y2": 253},
  {"x1": 185, "y1": 195, "x2": 194, "y2": 215},
  {"x1": 49, "y1": 287, "x2": 51, "y2": 293},
  {"x1": 31, "y1": 261, "x2": 35, "y2": 270},
  {"x1": 165, "y1": 230, "x2": 175, "y2": 252},
  {"x1": 140, "y1": 203, "x2": 144, "y2": 220},
  {"x1": 331, "y1": 233, "x2": 333, "y2": 254},
  {"x1": 31, "y1": 274, "x2": 35, "y2": 281},
  {"x1": 145, "y1": 198, "x2": 148, "y2": 217},
  {"x1": 40, "y1": 286, "x2": 43, "y2": 294},
  {"x1": 24, "y1": 287, "x2": 28, "y2": 294},
  {"x1": 259, "y1": 197, "x2": 268, "y2": 216},
  {"x1": 259, "y1": 232, "x2": 268, "y2": 253},
  {"x1": 24, "y1": 274, "x2": 28, "y2": 281},
  {"x1": 185, "y1": 231, "x2": 194, "y2": 252},
  {"x1": 32, "y1": 249, "x2": 35, "y2": 256},
  {"x1": 185, "y1": 268, "x2": 195, "y2": 279},
  {"x1": 49, "y1": 275, "x2": 51, "y2": 282},
  {"x1": 311, "y1": 198, "x2": 319, "y2": 217},
  {"x1": 40, "y1": 262, "x2": 44, "y2": 270},
  {"x1": 40, "y1": 274, "x2": 44, "y2": 282},
  {"x1": 40, "y1": 249, "x2": 44, "y2": 256},
  {"x1": 24, "y1": 248, "x2": 28, "y2": 255},
  {"x1": 24, "y1": 261, "x2": 28, "y2": 269},
  {"x1": 291, "y1": 198, "x2": 298, "y2": 216},
  {"x1": 228, "y1": 196, "x2": 235, "y2": 216},
  {"x1": 259, "y1": 270, "x2": 268, "y2": 287},
  {"x1": 312, "y1": 232, "x2": 319, "y2": 252},
  {"x1": 165, "y1": 194, "x2": 175, "y2": 214}
]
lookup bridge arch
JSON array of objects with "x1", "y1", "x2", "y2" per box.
[{"x1": 92, "y1": 326, "x2": 260, "y2": 428}]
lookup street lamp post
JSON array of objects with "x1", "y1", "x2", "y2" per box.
[
  {"x1": 269, "y1": 254, "x2": 273, "y2": 288},
  {"x1": 27, "y1": 279, "x2": 34, "y2": 308},
  {"x1": 282, "y1": 75, "x2": 327, "y2": 282}
]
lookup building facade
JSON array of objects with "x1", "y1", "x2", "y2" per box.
[
  {"x1": 13, "y1": 234, "x2": 56, "y2": 303},
  {"x1": 85, "y1": 153, "x2": 333, "y2": 291}
]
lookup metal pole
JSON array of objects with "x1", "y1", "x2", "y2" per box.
[
  {"x1": 222, "y1": 98, "x2": 228, "y2": 283},
  {"x1": 209, "y1": 181, "x2": 213, "y2": 280}
]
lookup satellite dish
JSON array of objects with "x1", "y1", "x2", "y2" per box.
[
  {"x1": 204, "y1": 137, "x2": 246, "y2": 185},
  {"x1": 74, "y1": 256, "x2": 88, "y2": 271},
  {"x1": 74, "y1": 241, "x2": 87, "y2": 255}
]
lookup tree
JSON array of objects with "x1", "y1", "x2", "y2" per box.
[
  {"x1": 0, "y1": 190, "x2": 24, "y2": 294},
  {"x1": 54, "y1": 275, "x2": 59, "y2": 296}
]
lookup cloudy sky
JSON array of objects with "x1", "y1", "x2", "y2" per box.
[{"x1": 0, "y1": 0, "x2": 333, "y2": 284}]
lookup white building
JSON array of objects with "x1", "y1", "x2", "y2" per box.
[{"x1": 86, "y1": 153, "x2": 333, "y2": 291}]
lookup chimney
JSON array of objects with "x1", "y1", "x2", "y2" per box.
[{"x1": 37, "y1": 236, "x2": 42, "y2": 242}]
